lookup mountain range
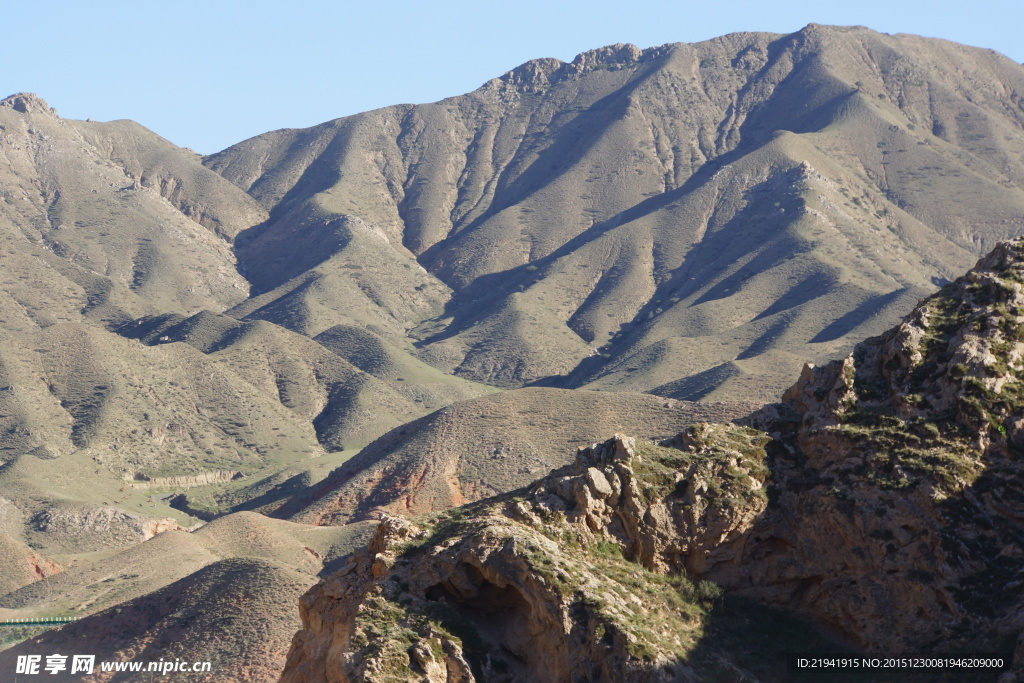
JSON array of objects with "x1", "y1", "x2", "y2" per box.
[{"x1": 0, "y1": 22, "x2": 1022, "y2": 681}]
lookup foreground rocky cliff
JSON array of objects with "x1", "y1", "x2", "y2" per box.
[
  {"x1": 280, "y1": 429, "x2": 788, "y2": 682},
  {"x1": 281, "y1": 239, "x2": 1024, "y2": 681}
]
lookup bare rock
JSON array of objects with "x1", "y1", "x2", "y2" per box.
[{"x1": 0, "y1": 93, "x2": 57, "y2": 116}]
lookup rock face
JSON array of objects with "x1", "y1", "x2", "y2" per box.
[
  {"x1": 738, "y1": 237, "x2": 1024, "y2": 655},
  {"x1": 281, "y1": 429, "x2": 772, "y2": 682},
  {"x1": 281, "y1": 239, "x2": 1024, "y2": 681},
  {"x1": 128, "y1": 469, "x2": 242, "y2": 489},
  {"x1": 0, "y1": 93, "x2": 57, "y2": 116}
]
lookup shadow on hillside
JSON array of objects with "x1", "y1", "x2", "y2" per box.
[
  {"x1": 649, "y1": 362, "x2": 740, "y2": 401},
  {"x1": 808, "y1": 288, "x2": 910, "y2": 344},
  {"x1": 414, "y1": 40, "x2": 864, "y2": 349}
]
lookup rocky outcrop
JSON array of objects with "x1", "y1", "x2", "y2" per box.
[
  {"x1": 127, "y1": 469, "x2": 242, "y2": 489},
  {"x1": 25, "y1": 549, "x2": 62, "y2": 580},
  {"x1": 736, "y1": 239, "x2": 1024, "y2": 655},
  {"x1": 0, "y1": 497, "x2": 62, "y2": 593},
  {"x1": 775, "y1": 237, "x2": 1024, "y2": 461},
  {"x1": 140, "y1": 517, "x2": 182, "y2": 540},
  {"x1": 0, "y1": 93, "x2": 57, "y2": 116},
  {"x1": 281, "y1": 429, "x2": 771, "y2": 682},
  {"x1": 489, "y1": 43, "x2": 654, "y2": 94},
  {"x1": 31, "y1": 506, "x2": 180, "y2": 551},
  {"x1": 531, "y1": 428, "x2": 768, "y2": 578},
  {"x1": 283, "y1": 389, "x2": 759, "y2": 527},
  {"x1": 0, "y1": 531, "x2": 62, "y2": 595}
]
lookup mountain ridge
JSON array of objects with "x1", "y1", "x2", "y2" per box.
[{"x1": 206, "y1": 24, "x2": 1024, "y2": 400}]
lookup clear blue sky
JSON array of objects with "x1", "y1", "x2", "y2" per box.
[{"x1": 6, "y1": 0, "x2": 1022, "y2": 154}]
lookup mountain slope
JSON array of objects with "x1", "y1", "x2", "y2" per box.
[
  {"x1": 0, "y1": 93, "x2": 264, "y2": 321},
  {"x1": 0, "y1": 513, "x2": 376, "y2": 682},
  {"x1": 207, "y1": 25, "x2": 1024, "y2": 400},
  {"x1": 0, "y1": 95, "x2": 492, "y2": 572},
  {"x1": 120, "y1": 310, "x2": 492, "y2": 453}
]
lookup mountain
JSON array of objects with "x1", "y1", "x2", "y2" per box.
[
  {"x1": 280, "y1": 238, "x2": 1024, "y2": 682},
  {"x1": 0, "y1": 90, "x2": 490, "y2": 575},
  {"x1": 0, "y1": 92, "x2": 262, "y2": 321},
  {"x1": 207, "y1": 24, "x2": 1024, "y2": 402}
]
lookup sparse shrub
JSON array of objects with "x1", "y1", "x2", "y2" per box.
[
  {"x1": 693, "y1": 580, "x2": 722, "y2": 603},
  {"x1": 593, "y1": 540, "x2": 622, "y2": 558}
]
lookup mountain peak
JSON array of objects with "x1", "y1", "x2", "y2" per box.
[
  {"x1": 0, "y1": 92, "x2": 57, "y2": 116},
  {"x1": 569, "y1": 42, "x2": 645, "y2": 68},
  {"x1": 490, "y1": 42, "x2": 660, "y2": 93}
]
